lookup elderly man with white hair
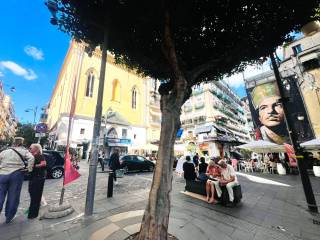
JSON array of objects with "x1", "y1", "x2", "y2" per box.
[
  {"x1": 0, "y1": 137, "x2": 34, "y2": 223},
  {"x1": 28, "y1": 143, "x2": 47, "y2": 219},
  {"x1": 215, "y1": 159, "x2": 239, "y2": 203}
]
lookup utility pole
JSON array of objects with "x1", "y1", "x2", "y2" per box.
[
  {"x1": 270, "y1": 52, "x2": 318, "y2": 213},
  {"x1": 85, "y1": 29, "x2": 108, "y2": 216}
]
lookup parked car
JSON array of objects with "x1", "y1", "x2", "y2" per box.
[
  {"x1": 43, "y1": 150, "x2": 65, "y2": 179},
  {"x1": 120, "y1": 155, "x2": 155, "y2": 173}
]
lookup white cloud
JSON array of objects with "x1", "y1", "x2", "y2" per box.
[
  {"x1": 24, "y1": 45, "x2": 44, "y2": 60},
  {"x1": 0, "y1": 61, "x2": 37, "y2": 80},
  {"x1": 0, "y1": 71, "x2": 3, "y2": 77},
  {"x1": 225, "y1": 62, "x2": 271, "y2": 88}
]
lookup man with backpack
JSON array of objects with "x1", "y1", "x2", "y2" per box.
[{"x1": 0, "y1": 137, "x2": 34, "y2": 223}]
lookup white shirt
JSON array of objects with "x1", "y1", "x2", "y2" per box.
[
  {"x1": 0, "y1": 147, "x2": 34, "y2": 174},
  {"x1": 220, "y1": 164, "x2": 238, "y2": 183}
]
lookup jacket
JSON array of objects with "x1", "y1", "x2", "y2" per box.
[{"x1": 0, "y1": 147, "x2": 34, "y2": 174}]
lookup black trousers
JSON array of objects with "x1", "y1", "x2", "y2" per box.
[
  {"x1": 28, "y1": 177, "x2": 45, "y2": 218},
  {"x1": 98, "y1": 158, "x2": 104, "y2": 171},
  {"x1": 111, "y1": 169, "x2": 117, "y2": 181}
]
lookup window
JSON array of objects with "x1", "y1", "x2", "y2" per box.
[
  {"x1": 292, "y1": 44, "x2": 303, "y2": 55},
  {"x1": 303, "y1": 59, "x2": 320, "y2": 71},
  {"x1": 122, "y1": 129, "x2": 127, "y2": 138},
  {"x1": 80, "y1": 128, "x2": 85, "y2": 135},
  {"x1": 112, "y1": 79, "x2": 120, "y2": 102},
  {"x1": 85, "y1": 71, "x2": 95, "y2": 97},
  {"x1": 132, "y1": 87, "x2": 137, "y2": 109}
]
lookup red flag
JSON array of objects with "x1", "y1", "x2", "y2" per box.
[
  {"x1": 284, "y1": 143, "x2": 298, "y2": 168},
  {"x1": 63, "y1": 146, "x2": 80, "y2": 185}
]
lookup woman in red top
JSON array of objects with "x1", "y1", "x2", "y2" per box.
[{"x1": 205, "y1": 160, "x2": 221, "y2": 203}]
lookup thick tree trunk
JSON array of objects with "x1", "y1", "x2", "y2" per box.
[
  {"x1": 136, "y1": 7, "x2": 188, "y2": 239},
  {"x1": 136, "y1": 90, "x2": 184, "y2": 240}
]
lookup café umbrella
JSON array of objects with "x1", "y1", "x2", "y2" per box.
[
  {"x1": 300, "y1": 138, "x2": 320, "y2": 150},
  {"x1": 237, "y1": 140, "x2": 285, "y2": 153}
]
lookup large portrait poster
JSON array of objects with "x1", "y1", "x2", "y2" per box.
[{"x1": 246, "y1": 81, "x2": 290, "y2": 144}]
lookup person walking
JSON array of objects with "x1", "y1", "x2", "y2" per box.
[
  {"x1": 98, "y1": 149, "x2": 105, "y2": 172},
  {"x1": 109, "y1": 149, "x2": 120, "y2": 184},
  {"x1": 27, "y1": 143, "x2": 46, "y2": 219},
  {"x1": 0, "y1": 137, "x2": 34, "y2": 223}
]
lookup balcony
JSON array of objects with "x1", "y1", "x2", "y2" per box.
[
  {"x1": 184, "y1": 105, "x2": 193, "y2": 112},
  {"x1": 150, "y1": 117, "x2": 161, "y2": 127},
  {"x1": 194, "y1": 102, "x2": 205, "y2": 110},
  {"x1": 192, "y1": 88, "x2": 204, "y2": 95},
  {"x1": 150, "y1": 98, "x2": 160, "y2": 109}
]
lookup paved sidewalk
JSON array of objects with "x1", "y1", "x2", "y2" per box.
[{"x1": 1, "y1": 164, "x2": 320, "y2": 240}]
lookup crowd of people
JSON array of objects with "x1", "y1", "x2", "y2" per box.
[
  {"x1": 179, "y1": 154, "x2": 239, "y2": 205},
  {"x1": 0, "y1": 137, "x2": 47, "y2": 223}
]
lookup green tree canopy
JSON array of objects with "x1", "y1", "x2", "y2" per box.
[{"x1": 55, "y1": 0, "x2": 317, "y2": 88}]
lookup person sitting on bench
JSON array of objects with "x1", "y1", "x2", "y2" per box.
[
  {"x1": 205, "y1": 160, "x2": 221, "y2": 203},
  {"x1": 198, "y1": 157, "x2": 208, "y2": 174},
  {"x1": 183, "y1": 156, "x2": 196, "y2": 181},
  {"x1": 215, "y1": 160, "x2": 239, "y2": 203}
]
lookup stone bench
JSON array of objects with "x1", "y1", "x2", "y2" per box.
[{"x1": 185, "y1": 180, "x2": 242, "y2": 206}]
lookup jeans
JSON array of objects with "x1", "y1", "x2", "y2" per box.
[
  {"x1": 98, "y1": 158, "x2": 104, "y2": 171},
  {"x1": 28, "y1": 177, "x2": 45, "y2": 218},
  {"x1": 0, "y1": 170, "x2": 24, "y2": 221}
]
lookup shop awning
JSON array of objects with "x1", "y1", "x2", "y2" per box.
[{"x1": 194, "y1": 125, "x2": 212, "y2": 135}]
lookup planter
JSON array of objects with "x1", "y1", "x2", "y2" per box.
[
  {"x1": 313, "y1": 166, "x2": 320, "y2": 177},
  {"x1": 277, "y1": 163, "x2": 286, "y2": 175}
]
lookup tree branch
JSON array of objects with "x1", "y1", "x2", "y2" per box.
[{"x1": 188, "y1": 58, "x2": 221, "y2": 82}]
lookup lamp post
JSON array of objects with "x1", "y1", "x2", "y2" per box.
[
  {"x1": 25, "y1": 107, "x2": 38, "y2": 125},
  {"x1": 270, "y1": 52, "x2": 318, "y2": 213},
  {"x1": 46, "y1": 0, "x2": 108, "y2": 216}
]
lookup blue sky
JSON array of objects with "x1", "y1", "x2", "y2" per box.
[
  {"x1": 0, "y1": 0, "x2": 249, "y2": 124},
  {"x1": 0, "y1": 0, "x2": 70, "y2": 123}
]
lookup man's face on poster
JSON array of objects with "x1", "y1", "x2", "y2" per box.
[{"x1": 258, "y1": 96, "x2": 284, "y2": 127}]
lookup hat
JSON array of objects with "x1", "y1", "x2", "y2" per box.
[{"x1": 251, "y1": 82, "x2": 280, "y2": 109}]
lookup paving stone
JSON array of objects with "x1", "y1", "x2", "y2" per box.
[{"x1": 231, "y1": 229, "x2": 255, "y2": 240}]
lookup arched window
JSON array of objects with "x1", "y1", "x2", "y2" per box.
[
  {"x1": 111, "y1": 79, "x2": 120, "y2": 102},
  {"x1": 85, "y1": 71, "x2": 95, "y2": 97},
  {"x1": 132, "y1": 87, "x2": 137, "y2": 109}
]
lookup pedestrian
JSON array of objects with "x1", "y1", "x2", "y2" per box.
[
  {"x1": 0, "y1": 137, "x2": 34, "y2": 223},
  {"x1": 193, "y1": 153, "x2": 199, "y2": 168},
  {"x1": 98, "y1": 149, "x2": 105, "y2": 172},
  {"x1": 109, "y1": 149, "x2": 120, "y2": 185},
  {"x1": 28, "y1": 143, "x2": 46, "y2": 219}
]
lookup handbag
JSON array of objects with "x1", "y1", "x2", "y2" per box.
[{"x1": 115, "y1": 169, "x2": 124, "y2": 178}]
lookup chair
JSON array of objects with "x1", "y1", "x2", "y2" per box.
[
  {"x1": 269, "y1": 162, "x2": 277, "y2": 174},
  {"x1": 261, "y1": 162, "x2": 269, "y2": 173},
  {"x1": 244, "y1": 161, "x2": 253, "y2": 173}
]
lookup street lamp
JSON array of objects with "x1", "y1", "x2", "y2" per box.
[
  {"x1": 25, "y1": 107, "x2": 38, "y2": 125},
  {"x1": 46, "y1": 0, "x2": 109, "y2": 216}
]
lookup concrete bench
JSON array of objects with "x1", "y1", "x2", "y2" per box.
[{"x1": 185, "y1": 180, "x2": 242, "y2": 206}]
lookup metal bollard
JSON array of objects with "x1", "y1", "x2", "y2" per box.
[{"x1": 107, "y1": 171, "x2": 114, "y2": 198}]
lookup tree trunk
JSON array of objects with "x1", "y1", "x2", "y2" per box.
[
  {"x1": 136, "y1": 84, "x2": 186, "y2": 240},
  {"x1": 136, "y1": 7, "x2": 188, "y2": 239}
]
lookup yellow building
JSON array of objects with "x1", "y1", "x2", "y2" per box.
[
  {"x1": 47, "y1": 40, "x2": 160, "y2": 157},
  {"x1": 0, "y1": 83, "x2": 16, "y2": 141}
]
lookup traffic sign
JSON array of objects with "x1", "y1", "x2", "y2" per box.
[{"x1": 35, "y1": 123, "x2": 48, "y2": 133}]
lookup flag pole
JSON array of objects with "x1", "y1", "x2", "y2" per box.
[{"x1": 59, "y1": 44, "x2": 82, "y2": 205}]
